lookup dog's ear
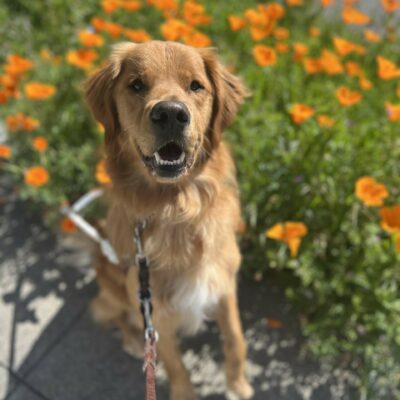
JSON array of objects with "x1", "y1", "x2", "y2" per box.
[
  {"x1": 199, "y1": 48, "x2": 247, "y2": 150},
  {"x1": 85, "y1": 42, "x2": 136, "y2": 141}
]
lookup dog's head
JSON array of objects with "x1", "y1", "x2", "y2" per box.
[{"x1": 85, "y1": 41, "x2": 245, "y2": 184}]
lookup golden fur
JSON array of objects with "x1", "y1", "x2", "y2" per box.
[{"x1": 85, "y1": 41, "x2": 253, "y2": 400}]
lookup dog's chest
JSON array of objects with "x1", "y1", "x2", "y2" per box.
[
  {"x1": 143, "y1": 222, "x2": 221, "y2": 332},
  {"x1": 144, "y1": 220, "x2": 206, "y2": 270}
]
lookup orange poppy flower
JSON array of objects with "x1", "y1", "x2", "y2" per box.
[
  {"x1": 250, "y1": 25, "x2": 272, "y2": 41},
  {"x1": 333, "y1": 37, "x2": 366, "y2": 56},
  {"x1": 120, "y1": 0, "x2": 141, "y2": 11},
  {"x1": 148, "y1": 0, "x2": 178, "y2": 12},
  {"x1": 317, "y1": 115, "x2": 335, "y2": 127},
  {"x1": 1, "y1": 75, "x2": 15, "y2": 91},
  {"x1": 335, "y1": 86, "x2": 362, "y2": 106},
  {"x1": 244, "y1": 8, "x2": 266, "y2": 25},
  {"x1": 5, "y1": 54, "x2": 33, "y2": 76},
  {"x1": 25, "y1": 166, "x2": 49, "y2": 187},
  {"x1": 24, "y1": 82, "x2": 56, "y2": 100},
  {"x1": 183, "y1": 1, "x2": 211, "y2": 26},
  {"x1": 96, "y1": 160, "x2": 112, "y2": 184},
  {"x1": 0, "y1": 90, "x2": 8, "y2": 104},
  {"x1": 252, "y1": 45, "x2": 277, "y2": 67},
  {"x1": 303, "y1": 58, "x2": 323, "y2": 74},
  {"x1": 377, "y1": 56, "x2": 400, "y2": 80},
  {"x1": 345, "y1": 61, "x2": 364, "y2": 77},
  {"x1": 359, "y1": 78, "x2": 373, "y2": 90},
  {"x1": 22, "y1": 117, "x2": 38, "y2": 131},
  {"x1": 32, "y1": 136, "x2": 48, "y2": 152},
  {"x1": 184, "y1": 31, "x2": 211, "y2": 48},
  {"x1": 266, "y1": 222, "x2": 308, "y2": 257},
  {"x1": 104, "y1": 22, "x2": 124, "y2": 38},
  {"x1": 290, "y1": 103, "x2": 315, "y2": 124},
  {"x1": 5, "y1": 113, "x2": 39, "y2": 132},
  {"x1": 79, "y1": 31, "x2": 104, "y2": 47},
  {"x1": 321, "y1": 0, "x2": 335, "y2": 6},
  {"x1": 342, "y1": 7, "x2": 371, "y2": 24},
  {"x1": 0, "y1": 145, "x2": 11, "y2": 160},
  {"x1": 245, "y1": 5, "x2": 280, "y2": 41},
  {"x1": 66, "y1": 49, "x2": 98, "y2": 70},
  {"x1": 381, "y1": 0, "x2": 400, "y2": 12},
  {"x1": 60, "y1": 217, "x2": 77, "y2": 233},
  {"x1": 385, "y1": 102, "x2": 400, "y2": 122},
  {"x1": 91, "y1": 17, "x2": 107, "y2": 32},
  {"x1": 6, "y1": 113, "x2": 22, "y2": 132},
  {"x1": 102, "y1": 0, "x2": 119, "y2": 13},
  {"x1": 286, "y1": 0, "x2": 303, "y2": 5},
  {"x1": 292, "y1": 43, "x2": 309, "y2": 62},
  {"x1": 274, "y1": 27, "x2": 289, "y2": 40},
  {"x1": 355, "y1": 176, "x2": 388, "y2": 207},
  {"x1": 161, "y1": 19, "x2": 192, "y2": 41},
  {"x1": 275, "y1": 42, "x2": 289, "y2": 54},
  {"x1": 364, "y1": 29, "x2": 381, "y2": 43},
  {"x1": 124, "y1": 29, "x2": 151, "y2": 42},
  {"x1": 380, "y1": 205, "x2": 400, "y2": 233},
  {"x1": 320, "y1": 50, "x2": 343, "y2": 75},
  {"x1": 228, "y1": 16, "x2": 247, "y2": 31},
  {"x1": 265, "y1": 3, "x2": 285, "y2": 20}
]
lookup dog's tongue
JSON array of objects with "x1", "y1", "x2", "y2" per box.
[{"x1": 158, "y1": 142, "x2": 183, "y2": 161}]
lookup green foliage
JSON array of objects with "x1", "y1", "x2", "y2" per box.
[{"x1": 0, "y1": 0, "x2": 399, "y2": 397}]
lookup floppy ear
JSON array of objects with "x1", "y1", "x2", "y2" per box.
[
  {"x1": 84, "y1": 42, "x2": 136, "y2": 142},
  {"x1": 199, "y1": 48, "x2": 247, "y2": 150}
]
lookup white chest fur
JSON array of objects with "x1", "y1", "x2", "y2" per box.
[{"x1": 169, "y1": 272, "x2": 219, "y2": 333}]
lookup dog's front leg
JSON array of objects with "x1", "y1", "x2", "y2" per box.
[
  {"x1": 216, "y1": 292, "x2": 254, "y2": 399},
  {"x1": 155, "y1": 316, "x2": 197, "y2": 400}
]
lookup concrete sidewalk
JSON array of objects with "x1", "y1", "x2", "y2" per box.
[{"x1": 0, "y1": 179, "x2": 356, "y2": 400}]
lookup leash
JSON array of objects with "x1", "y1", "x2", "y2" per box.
[
  {"x1": 134, "y1": 221, "x2": 159, "y2": 400},
  {"x1": 61, "y1": 190, "x2": 158, "y2": 400}
]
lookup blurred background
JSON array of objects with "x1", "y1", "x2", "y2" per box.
[{"x1": 0, "y1": 0, "x2": 399, "y2": 399}]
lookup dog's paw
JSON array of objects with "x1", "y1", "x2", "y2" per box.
[{"x1": 226, "y1": 378, "x2": 254, "y2": 400}]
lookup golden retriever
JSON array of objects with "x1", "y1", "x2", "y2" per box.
[{"x1": 84, "y1": 40, "x2": 252, "y2": 400}]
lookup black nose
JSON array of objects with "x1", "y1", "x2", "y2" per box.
[{"x1": 150, "y1": 101, "x2": 190, "y2": 130}]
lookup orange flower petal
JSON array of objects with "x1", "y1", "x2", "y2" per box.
[
  {"x1": 0, "y1": 145, "x2": 11, "y2": 160},
  {"x1": 96, "y1": 160, "x2": 112, "y2": 184},
  {"x1": 25, "y1": 166, "x2": 49, "y2": 187},
  {"x1": 25, "y1": 82, "x2": 56, "y2": 100},
  {"x1": 60, "y1": 217, "x2": 77, "y2": 233},
  {"x1": 290, "y1": 103, "x2": 315, "y2": 124},
  {"x1": 355, "y1": 176, "x2": 388, "y2": 207},
  {"x1": 252, "y1": 45, "x2": 277, "y2": 67},
  {"x1": 335, "y1": 86, "x2": 362, "y2": 106},
  {"x1": 32, "y1": 136, "x2": 48, "y2": 152}
]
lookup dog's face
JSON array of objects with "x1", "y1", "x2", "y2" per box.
[{"x1": 85, "y1": 41, "x2": 245, "y2": 183}]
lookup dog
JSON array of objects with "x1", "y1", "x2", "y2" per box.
[{"x1": 84, "y1": 40, "x2": 253, "y2": 400}]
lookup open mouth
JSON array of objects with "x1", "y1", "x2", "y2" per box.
[{"x1": 139, "y1": 142, "x2": 193, "y2": 179}]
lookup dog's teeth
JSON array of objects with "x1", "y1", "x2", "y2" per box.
[
  {"x1": 154, "y1": 151, "x2": 186, "y2": 166},
  {"x1": 154, "y1": 152, "x2": 162, "y2": 164}
]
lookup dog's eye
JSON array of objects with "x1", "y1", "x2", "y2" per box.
[
  {"x1": 130, "y1": 79, "x2": 145, "y2": 93},
  {"x1": 189, "y1": 80, "x2": 204, "y2": 92}
]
